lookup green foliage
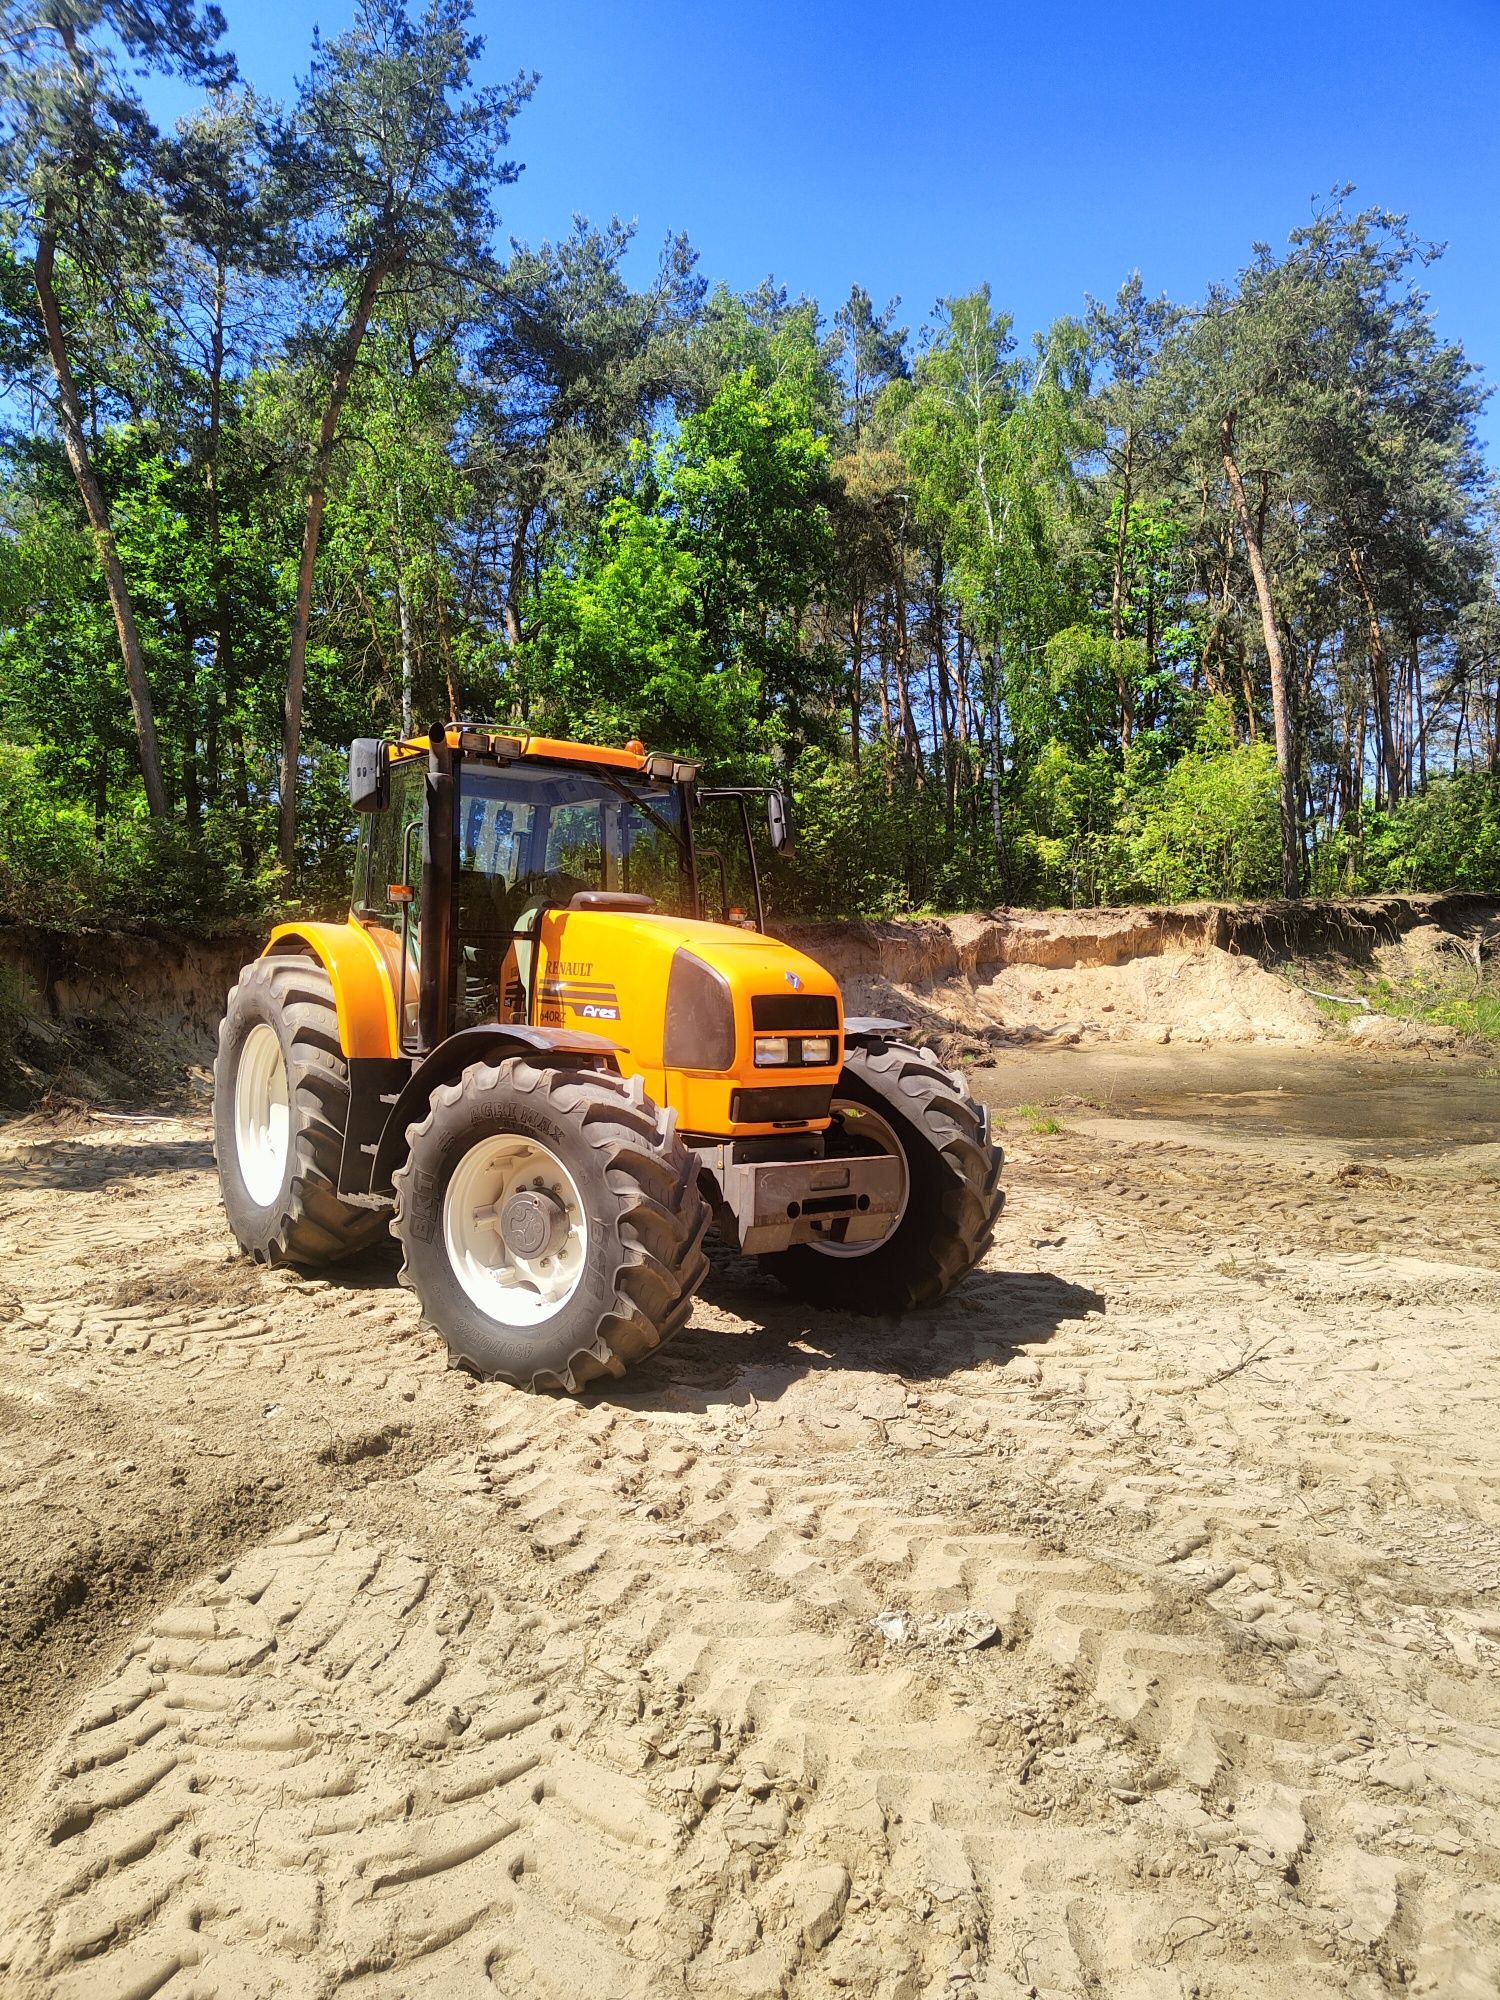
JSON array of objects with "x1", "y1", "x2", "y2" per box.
[
  {"x1": 0, "y1": 743, "x2": 274, "y2": 928},
  {"x1": 520, "y1": 369, "x2": 838, "y2": 768},
  {"x1": 1120, "y1": 736, "x2": 1283, "y2": 902},
  {"x1": 1355, "y1": 775, "x2": 1500, "y2": 893},
  {"x1": 0, "y1": 5, "x2": 1495, "y2": 939},
  {"x1": 1001, "y1": 703, "x2": 1284, "y2": 906},
  {"x1": 777, "y1": 745, "x2": 991, "y2": 917}
]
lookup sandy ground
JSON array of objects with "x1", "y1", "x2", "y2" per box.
[{"x1": 1, "y1": 1045, "x2": 1499, "y2": 1999}]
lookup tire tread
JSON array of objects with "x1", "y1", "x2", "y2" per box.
[{"x1": 761, "y1": 1037, "x2": 1004, "y2": 1314}]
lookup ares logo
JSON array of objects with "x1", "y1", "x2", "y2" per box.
[{"x1": 784, "y1": 971, "x2": 803, "y2": 990}]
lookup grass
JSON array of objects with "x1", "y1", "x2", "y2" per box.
[
  {"x1": 1306, "y1": 967, "x2": 1500, "y2": 1047},
  {"x1": 1408, "y1": 989, "x2": 1500, "y2": 1041},
  {"x1": 1014, "y1": 1102, "x2": 1064, "y2": 1136}
]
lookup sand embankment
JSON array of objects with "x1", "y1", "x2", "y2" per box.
[{"x1": 783, "y1": 893, "x2": 1499, "y2": 1051}]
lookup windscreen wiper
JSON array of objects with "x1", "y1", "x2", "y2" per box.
[{"x1": 592, "y1": 767, "x2": 686, "y2": 854}]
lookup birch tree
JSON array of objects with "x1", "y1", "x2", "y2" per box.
[{"x1": 893, "y1": 289, "x2": 1088, "y2": 896}]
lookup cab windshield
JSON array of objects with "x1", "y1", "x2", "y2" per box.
[
  {"x1": 454, "y1": 760, "x2": 689, "y2": 1029},
  {"x1": 456, "y1": 762, "x2": 689, "y2": 928}
]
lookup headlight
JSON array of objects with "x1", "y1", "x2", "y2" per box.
[
  {"x1": 800, "y1": 1035, "x2": 834, "y2": 1066},
  {"x1": 754, "y1": 1036, "x2": 790, "y2": 1066},
  {"x1": 663, "y1": 951, "x2": 736, "y2": 1069}
]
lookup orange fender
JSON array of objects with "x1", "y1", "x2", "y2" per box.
[{"x1": 265, "y1": 919, "x2": 403, "y2": 1059}]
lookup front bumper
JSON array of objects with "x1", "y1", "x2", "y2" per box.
[{"x1": 698, "y1": 1149, "x2": 905, "y2": 1255}]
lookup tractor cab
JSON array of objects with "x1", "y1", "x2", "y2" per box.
[{"x1": 347, "y1": 726, "x2": 789, "y2": 1057}]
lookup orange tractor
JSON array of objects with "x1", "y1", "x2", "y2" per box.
[{"x1": 212, "y1": 727, "x2": 1004, "y2": 1388}]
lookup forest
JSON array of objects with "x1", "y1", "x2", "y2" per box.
[{"x1": 1, "y1": 0, "x2": 1498, "y2": 930}]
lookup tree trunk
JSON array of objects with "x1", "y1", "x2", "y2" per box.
[
  {"x1": 1344, "y1": 542, "x2": 1400, "y2": 808},
  {"x1": 34, "y1": 225, "x2": 169, "y2": 817},
  {"x1": 390, "y1": 463, "x2": 417, "y2": 737},
  {"x1": 929, "y1": 551, "x2": 955, "y2": 830},
  {"x1": 394, "y1": 566, "x2": 415, "y2": 737},
  {"x1": 1411, "y1": 640, "x2": 1427, "y2": 791},
  {"x1": 891, "y1": 584, "x2": 921, "y2": 766},
  {"x1": 436, "y1": 592, "x2": 460, "y2": 722},
  {"x1": 848, "y1": 599, "x2": 865, "y2": 769},
  {"x1": 183, "y1": 646, "x2": 200, "y2": 827},
  {"x1": 988, "y1": 642, "x2": 1010, "y2": 902},
  {"x1": 872, "y1": 596, "x2": 895, "y2": 784},
  {"x1": 205, "y1": 689, "x2": 220, "y2": 805},
  {"x1": 502, "y1": 502, "x2": 536, "y2": 652},
  {"x1": 205, "y1": 255, "x2": 227, "y2": 817},
  {"x1": 278, "y1": 260, "x2": 389, "y2": 869},
  {"x1": 1221, "y1": 415, "x2": 1299, "y2": 899},
  {"x1": 1238, "y1": 646, "x2": 1259, "y2": 744},
  {"x1": 1110, "y1": 439, "x2": 1134, "y2": 748}
]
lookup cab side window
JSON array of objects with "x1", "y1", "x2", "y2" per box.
[{"x1": 356, "y1": 757, "x2": 425, "y2": 920}]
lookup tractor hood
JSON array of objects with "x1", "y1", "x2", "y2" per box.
[
  {"x1": 529, "y1": 908, "x2": 839, "y2": 1061},
  {"x1": 528, "y1": 908, "x2": 842, "y2": 1137}
]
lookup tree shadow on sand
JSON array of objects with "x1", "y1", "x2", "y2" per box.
[{"x1": 0, "y1": 1132, "x2": 216, "y2": 1191}]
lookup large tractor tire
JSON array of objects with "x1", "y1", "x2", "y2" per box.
[
  {"x1": 760, "y1": 1037, "x2": 1003, "y2": 1314},
  {"x1": 392, "y1": 1059, "x2": 711, "y2": 1392},
  {"x1": 213, "y1": 955, "x2": 390, "y2": 1266}
]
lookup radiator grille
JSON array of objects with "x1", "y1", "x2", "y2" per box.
[{"x1": 750, "y1": 993, "x2": 839, "y2": 1032}]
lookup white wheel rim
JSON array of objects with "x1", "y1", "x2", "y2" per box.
[
  {"x1": 442, "y1": 1133, "x2": 589, "y2": 1328},
  {"x1": 234, "y1": 1022, "x2": 290, "y2": 1207},
  {"x1": 808, "y1": 1098, "x2": 910, "y2": 1257}
]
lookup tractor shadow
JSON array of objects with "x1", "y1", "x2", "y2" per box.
[{"x1": 596, "y1": 1254, "x2": 1105, "y2": 1414}]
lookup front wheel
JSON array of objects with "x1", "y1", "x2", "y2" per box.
[
  {"x1": 392, "y1": 1059, "x2": 711, "y2": 1391},
  {"x1": 760, "y1": 1039, "x2": 1004, "y2": 1313}
]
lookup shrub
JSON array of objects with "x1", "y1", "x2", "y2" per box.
[
  {"x1": 1119, "y1": 736, "x2": 1282, "y2": 903},
  {"x1": 0, "y1": 743, "x2": 279, "y2": 930},
  {"x1": 1356, "y1": 773, "x2": 1500, "y2": 893}
]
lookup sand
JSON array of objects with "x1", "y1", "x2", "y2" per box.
[{"x1": 0, "y1": 1041, "x2": 1497, "y2": 1996}]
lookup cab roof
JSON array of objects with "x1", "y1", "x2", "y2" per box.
[{"x1": 394, "y1": 726, "x2": 700, "y2": 785}]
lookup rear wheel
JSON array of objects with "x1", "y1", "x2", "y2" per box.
[
  {"x1": 213, "y1": 956, "x2": 389, "y2": 1265},
  {"x1": 393, "y1": 1059, "x2": 711, "y2": 1391},
  {"x1": 760, "y1": 1038, "x2": 1003, "y2": 1313}
]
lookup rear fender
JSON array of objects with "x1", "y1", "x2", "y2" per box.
[
  {"x1": 265, "y1": 920, "x2": 402, "y2": 1058},
  {"x1": 369, "y1": 1024, "x2": 620, "y2": 1192}
]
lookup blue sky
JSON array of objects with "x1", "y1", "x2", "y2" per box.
[{"x1": 172, "y1": 0, "x2": 1500, "y2": 455}]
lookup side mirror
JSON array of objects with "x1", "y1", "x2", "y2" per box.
[
  {"x1": 349, "y1": 738, "x2": 389, "y2": 813},
  {"x1": 766, "y1": 789, "x2": 794, "y2": 856}
]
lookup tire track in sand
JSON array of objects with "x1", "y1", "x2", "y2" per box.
[
  {"x1": 0, "y1": 1514, "x2": 739, "y2": 1999},
  {"x1": 461, "y1": 1381, "x2": 1500, "y2": 1998}
]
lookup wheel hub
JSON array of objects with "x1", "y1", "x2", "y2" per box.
[
  {"x1": 499, "y1": 1185, "x2": 567, "y2": 1260},
  {"x1": 441, "y1": 1133, "x2": 589, "y2": 1328},
  {"x1": 807, "y1": 1098, "x2": 910, "y2": 1257}
]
